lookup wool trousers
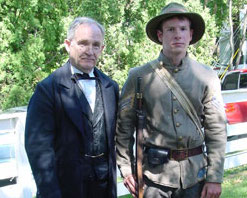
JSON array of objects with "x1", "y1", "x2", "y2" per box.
[{"x1": 144, "y1": 177, "x2": 204, "y2": 198}]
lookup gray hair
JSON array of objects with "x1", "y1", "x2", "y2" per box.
[{"x1": 67, "y1": 17, "x2": 105, "y2": 40}]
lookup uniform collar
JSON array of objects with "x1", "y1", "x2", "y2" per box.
[{"x1": 157, "y1": 51, "x2": 189, "y2": 71}]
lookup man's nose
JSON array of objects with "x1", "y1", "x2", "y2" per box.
[
  {"x1": 85, "y1": 45, "x2": 93, "y2": 54},
  {"x1": 174, "y1": 29, "x2": 182, "y2": 39}
]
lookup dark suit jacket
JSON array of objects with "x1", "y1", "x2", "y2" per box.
[{"x1": 25, "y1": 61, "x2": 119, "y2": 198}]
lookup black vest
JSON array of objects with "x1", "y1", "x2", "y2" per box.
[
  {"x1": 75, "y1": 79, "x2": 107, "y2": 156},
  {"x1": 72, "y1": 74, "x2": 107, "y2": 155},
  {"x1": 88, "y1": 80, "x2": 107, "y2": 155}
]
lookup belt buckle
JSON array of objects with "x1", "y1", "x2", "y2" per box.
[{"x1": 172, "y1": 149, "x2": 188, "y2": 161}]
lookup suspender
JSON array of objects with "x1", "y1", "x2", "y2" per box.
[{"x1": 150, "y1": 59, "x2": 204, "y2": 140}]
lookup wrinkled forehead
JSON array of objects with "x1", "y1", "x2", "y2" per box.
[{"x1": 74, "y1": 23, "x2": 104, "y2": 39}]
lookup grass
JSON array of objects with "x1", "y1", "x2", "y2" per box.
[
  {"x1": 117, "y1": 165, "x2": 247, "y2": 198},
  {"x1": 118, "y1": 195, "x2": 132, "y2": 198},
  {"x1": 221, "y1": 165, "x2": 247, "y2": 198}
]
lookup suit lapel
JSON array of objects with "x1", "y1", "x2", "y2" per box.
[
  {"x1": 58, "y1": 63, "x2": 92, "y2": 132},
  {"x1": 74, "y1": 84, "x2": 93, "y2": 122},
  {"x1": 58, "y1": 65, "x2": 116, "y2": 142}
]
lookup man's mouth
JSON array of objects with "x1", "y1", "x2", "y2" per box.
[
  {"x1": 173, "y1": 43, "x2": 184, "y2": 46},
  {"x1": 80, "y1": 57, "x2": 95, "y2": 61}
]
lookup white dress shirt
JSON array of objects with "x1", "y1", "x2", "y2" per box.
[{"x1": 71, "y1": 65, "x2": 96, "y2": 113}]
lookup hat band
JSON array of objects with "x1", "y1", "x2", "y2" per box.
[{"x1": 163, "y1": 7, "x2": 187, "y2": 14}]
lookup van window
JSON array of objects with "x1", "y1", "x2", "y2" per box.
[
  {"x1": 222, "y1": 72, "x2": 239, "y2": 90},
  {"x1": 239, "y1": 73, "x2": 247, "y2": 88}
]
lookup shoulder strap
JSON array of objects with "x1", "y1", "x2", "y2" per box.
[{"x1": 150, "y1": 59, "x2": 204, "y2": 140}]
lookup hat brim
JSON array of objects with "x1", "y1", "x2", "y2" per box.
[{"x1": 146, "y1": 12, "x2": 205, "y2": 45}]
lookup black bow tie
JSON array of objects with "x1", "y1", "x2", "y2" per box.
[{"x1": 72, "y1": 73, "x2": 97, "y2": 81}]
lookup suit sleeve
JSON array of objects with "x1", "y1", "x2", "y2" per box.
[
  {"x1": 25, "y1": 78, "x2": 62, "y2": 198},
  {"x1": 116, "y1": 69, "x2": 137, "y2": 178},
  {"x1": 203, "y1": 74, "x2": 227, "y2": 183}
]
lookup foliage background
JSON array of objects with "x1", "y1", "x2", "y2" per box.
[{"x1": 0, "y1": 0, "x2": 246, "y2": 110}]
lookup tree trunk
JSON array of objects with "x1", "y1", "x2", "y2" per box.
[
  {"x1": 235, "y1": 10, "x2": 247, "y2": 67},
  {"x1": 203, "y1": 0, "x2": 208, "y2": 9},
  {"x1": 214, "y1": 2, "x2": 217, "y2": 15},
  {"x1": 229, "y1": 0, "x2": 234, "y2": 70}
]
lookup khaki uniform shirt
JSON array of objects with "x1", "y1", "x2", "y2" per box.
[{"x1": 116, "y1": 52, "x2": 227, "y2": 189}]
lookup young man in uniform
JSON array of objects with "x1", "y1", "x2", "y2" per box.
[{"x1": 116, "y1": 2, "x2": 227, "y2": 198}]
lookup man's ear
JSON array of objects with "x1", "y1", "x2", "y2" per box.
[
  {"x1": 100, "y1": 45, "x2": 105, "y2": 53},
  {"x1": 64, "y1": 39, "x2": 71, "y2": 53},
  {"x1": 157, "y1": 30, "x2": 163, "y2": 43}
]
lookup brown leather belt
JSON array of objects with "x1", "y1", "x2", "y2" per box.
[{"x1": 170, "y1": 146, "x2": 203, "y2": 161}]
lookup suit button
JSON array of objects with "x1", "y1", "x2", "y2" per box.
[
  {"x1": 178, "y1": 136, "x2": 183, "y2": 141},
  {"x1": 176, "y1": 122, "x2": 181, "y2": 127},
  {"x1": 158, "y1": 61, "x2": 163, "y2": 69},
  {"x1": 174, "y1": 68, "x2": 179, "y2": 73}
]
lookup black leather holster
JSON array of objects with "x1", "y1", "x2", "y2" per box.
[{"x1": 146, "y1": 147, "x2": 169, "y2": 166}]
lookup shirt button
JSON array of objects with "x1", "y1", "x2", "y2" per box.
[
  {"x1": 173, "y1": 96, "x2": 177, "y2": 100},
  {"x1": 174, "y1": 68, "x2": 179, "y2": 73},
  {"x1": 176, "y1": 122, "x2": 181, "y2": 127},
  {"x1": 174, "y1": 109, "x2": 179, "y2": 114}
]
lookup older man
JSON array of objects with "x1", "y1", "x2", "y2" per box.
[
  {"x1": 25, "y1": 17, "x2": 119, "y2": 198},
  {"x1": 116, "y1": 2, "x2": 226, "y2": 198}
]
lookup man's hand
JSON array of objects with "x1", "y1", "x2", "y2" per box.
[
  {"x1": 201, "y1": 182, "x2": 222, "y2": 198},
  {"x1": 123, "y1": 174, "x2": 138, "y2": 198}
]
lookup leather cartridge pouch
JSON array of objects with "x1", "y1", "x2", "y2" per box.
[{"x1": 147, "y1": 148, "x2": 169, "y2": 166}]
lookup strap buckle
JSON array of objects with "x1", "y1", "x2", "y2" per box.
[{"x1": 170, "y1": 149, "x2": 189, "y2": 161}]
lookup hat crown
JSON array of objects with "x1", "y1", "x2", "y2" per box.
[{"x1": 160, "y1": 2, "x2": 188, "y2": 15}]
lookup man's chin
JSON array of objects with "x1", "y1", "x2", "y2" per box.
[
  {"x1": 79, "y1": 60, "x2": 95, "y2": 66},
  {"x1": 172, "y1": 48, "x2": 186, "y2": 54},
  {"x1": 81, "y1": 60, "x2": 96, "y2": 66}
]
